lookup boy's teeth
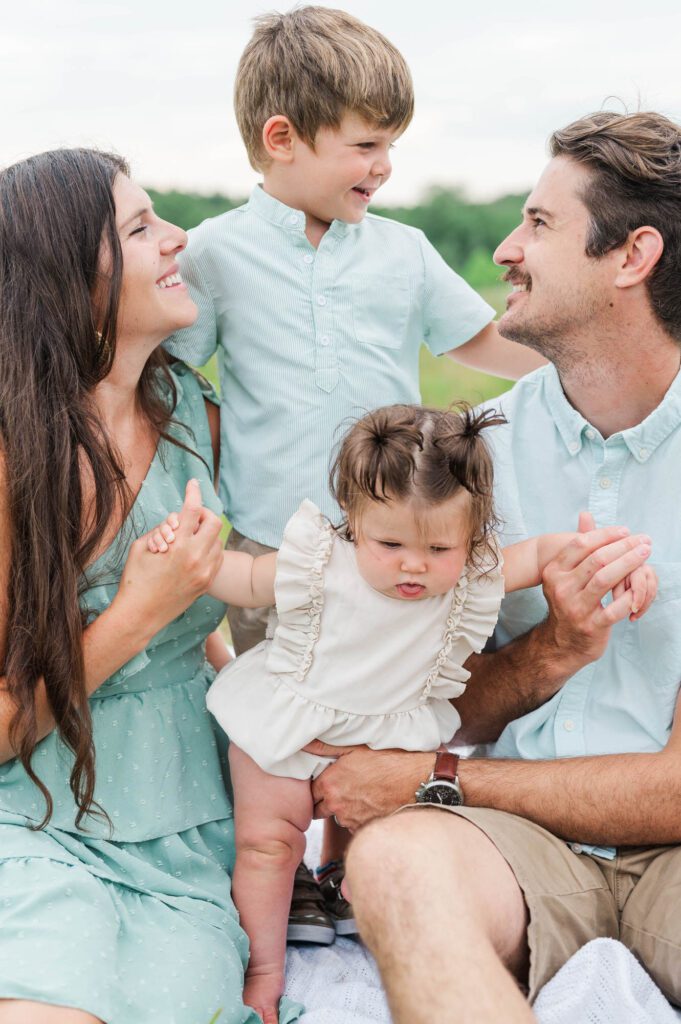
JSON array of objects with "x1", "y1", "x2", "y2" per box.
[{"x1": 157, "y1": 272, "x2": 183, "y2": 289}]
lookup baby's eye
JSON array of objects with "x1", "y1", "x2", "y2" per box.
[
  {"x1": 430, "y1": 546, "x2": 451, "y2": 553},
  {"x1": 380, "y1": 541, "x2": 401, "y2": 549}
]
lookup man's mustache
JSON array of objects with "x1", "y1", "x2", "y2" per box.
[{"x1": 501, "y1": 268, "x2": 532, "y2": 289}]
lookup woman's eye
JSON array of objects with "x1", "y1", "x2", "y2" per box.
[{"x1": 129, "y1": 224, "x2": 148, "y2": 237}]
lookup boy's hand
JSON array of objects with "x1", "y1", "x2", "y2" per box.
[{"x1": 613, "y1": 564, "x2": 658, "y2": 621}]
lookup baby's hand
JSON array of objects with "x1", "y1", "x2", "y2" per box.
[
  {"x1": 147, "y1": 512, "x2": 181, "y2": 554},
  {"x1": 612, "y1": 564, "x2": 658, "y2": 621}
]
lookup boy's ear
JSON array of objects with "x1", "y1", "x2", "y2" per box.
[{"x1": 262, "y1": 115, "x2": 297, "y2": 165}]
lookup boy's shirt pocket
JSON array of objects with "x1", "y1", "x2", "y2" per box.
[{"x1": 351, "y1": 272, "x2": 411, "y2": 349}]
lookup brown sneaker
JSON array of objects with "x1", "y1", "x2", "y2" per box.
[
  {"x1": 287, "y1": 862, "x2": 336, "y2": 944},
  {"x1": 316, "y1": 860, "x2": 359, "y2": 937}
]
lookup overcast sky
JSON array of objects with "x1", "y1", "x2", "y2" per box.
[{"x1": 4, "y1": 0, "x2": 681, "y2": 204}]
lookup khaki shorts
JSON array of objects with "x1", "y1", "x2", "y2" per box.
[
  {"x1": 225, "y1": 527, "x2": 276, "y2": 655},
  {"x1": 413, "y1": 805, "x2": 681, "y2": 1005}
]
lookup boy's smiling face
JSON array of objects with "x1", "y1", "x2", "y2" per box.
[{"x1": 264, "y1": 112, "x2": 401, "y2": 241}]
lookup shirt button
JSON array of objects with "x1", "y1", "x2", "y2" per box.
[
  {"x1": 563, "y1": 719, "x2": 575, "y2": 732},
  {"x1": 568, "y1": 441, "x2": 579, "y2": 454},
  {"x1": 639, "y1": 447, "x2": 648, "y2": 460},
  {"x1": 320, "y1": 335, "x2": 330, "y2": 346},
  {"x1": 585, "y1": 429, "x2": 596, "y2": 441},
  {"x1": 599, "y1": 477, "x2": 611, "y2": 489},
  {"x1": 570, "y1": 843, "x2": 583, "y2": 854},
  {"x1": 287, "y1": 214, "x2": 299, "y2": 226},
  {"x1": 303, "y1": 254, "x2": 314, "y2": 264},
  {"x1": 317, "y1": 295, "x2": 327, "y2": 306}
]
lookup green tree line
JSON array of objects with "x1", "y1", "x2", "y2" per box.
[{"x1": 147, "y1": 186, "x2": 526, "y2": 290}]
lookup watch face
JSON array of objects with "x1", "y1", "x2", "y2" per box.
[{"x1": 421, "y1": 781, "x2": 463, "y2": 807}]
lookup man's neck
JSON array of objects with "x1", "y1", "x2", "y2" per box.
[{"x1": 557, "y1": 329, "x2": 681, "y2": 437}]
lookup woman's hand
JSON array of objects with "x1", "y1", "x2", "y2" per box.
[{"x1": 114, "y1": 479, "x2": 224, "y2": 640}]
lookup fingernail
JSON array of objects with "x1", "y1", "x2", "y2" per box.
[
  {"x1": 637, "y1": 544, "x2": 651, "y2": 555},
  {"x1": 618, "y1": 527, "x2": 630, "y2": 536}
]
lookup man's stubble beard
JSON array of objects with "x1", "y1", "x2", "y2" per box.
[{"x1": 498, "y1": 293, "x2": 604, "y2": 377}]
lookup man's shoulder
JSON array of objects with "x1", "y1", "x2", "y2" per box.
[{"x1": 481, "y1": 364, "x2": 552, "y2": 423}]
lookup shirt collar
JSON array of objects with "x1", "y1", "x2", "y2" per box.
[
  {"x1": 543, "y1": 361, "x2": 681, "y2": 462},
  {"x1": 247, "y1": 184, "x2": 352, "y2": 239}
]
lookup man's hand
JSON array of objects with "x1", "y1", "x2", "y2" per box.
[
  {"x1": 539, "y1": 512, "x2": 652, "y2": 675},
  {"x1": 306, "y1": 741, "x2": 434, "y2": 832}
]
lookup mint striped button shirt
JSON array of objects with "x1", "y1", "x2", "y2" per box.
[{"x1": 165, "y1": 185, "x2": 494, "y2": 547}]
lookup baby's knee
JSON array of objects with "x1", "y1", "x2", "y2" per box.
[{"x1": 237, "y1": 818, "x2": 307, "y2": 870}]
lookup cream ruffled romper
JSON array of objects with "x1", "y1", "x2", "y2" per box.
[{"x1": 207, "y1": 500, "x2": 505, "y2": 779}]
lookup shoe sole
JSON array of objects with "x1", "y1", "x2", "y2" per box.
[
  {"x1": 287, "y1": 923, "x2": 336, "y2": 944},
  {"x1": 333, "y1": 917, "x2": 359, "y2": 937}
]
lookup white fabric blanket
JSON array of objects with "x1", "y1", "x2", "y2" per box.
[
  {"x1": 285, "y1": 936, "x2": 681, "y2": 1023},
  {"x1": 284, "y1": 826, "x2": 681, "y2": 1022}
]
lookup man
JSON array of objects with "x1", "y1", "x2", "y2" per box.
[{"x1": 308, "y1": 111, "x2": 681, "y2": 1022}]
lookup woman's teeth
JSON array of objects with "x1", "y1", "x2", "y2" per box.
[{"x1": 156, "y1": 272, "x2": 183, "y2": 289}]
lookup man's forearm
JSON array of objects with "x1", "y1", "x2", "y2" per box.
[
  {"x1": 461, "y1": 749, "x2": 681, "y2": 845},
  {"x1": 455, "y1": 621, "x2": 579, "y2": 745}
]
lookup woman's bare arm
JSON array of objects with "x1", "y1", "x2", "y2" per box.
[{"x1": 0, "y1": 471, "x2": 224, "y2": 764}]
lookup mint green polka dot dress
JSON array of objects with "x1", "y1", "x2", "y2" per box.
[{"x1": 0, "y1": 363, "x2": 302, "y2": 1024}]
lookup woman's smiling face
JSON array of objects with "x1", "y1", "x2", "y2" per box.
[{"x1": 110, "y1": 174, "x2": 197, "y2": 350}]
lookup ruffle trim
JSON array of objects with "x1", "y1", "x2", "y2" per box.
[
  {"x1": 266, "y1": 500, "x2": 334, "y2": 682},
  {"x1": 421, "y1": 547, "x2": 505, "y2": 699}
]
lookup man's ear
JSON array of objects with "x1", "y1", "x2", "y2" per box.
[
  {"x1": 614, "y1": 226, "x2": 664, "y2": 289},
  {"x1": 262, "y1": 115, "x2": 296, "y2": 165}
]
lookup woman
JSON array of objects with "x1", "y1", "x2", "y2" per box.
[{"x1": 0, "y1": 149, "x2": 301, "y2": 1024}]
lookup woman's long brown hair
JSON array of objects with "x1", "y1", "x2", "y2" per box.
[{"x1": 0, "y1": 149, "x2": 182, "y2": 829}]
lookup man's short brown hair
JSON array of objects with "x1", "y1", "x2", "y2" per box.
[
  {"x1": 235, "y1": 6, "x2": 414, "y2": 171},
  {"x1": 550, "y1": 111, "x2": 681, "y2": 342}
]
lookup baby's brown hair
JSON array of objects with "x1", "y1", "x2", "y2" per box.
[{"x1": 330, "y1": 404, "x2": 506, "y2": 570}]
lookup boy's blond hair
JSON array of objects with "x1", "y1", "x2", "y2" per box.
[{"x1": 235, "y1": 6, "x2": 414, "y2": 171}]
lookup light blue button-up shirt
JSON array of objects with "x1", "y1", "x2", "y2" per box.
[
  {"x1": 485, "y1": 363, "x2": 681, "y2": 856},
  {"x1": 165, "y1": 186, "x2": 494, "y2": 547}
]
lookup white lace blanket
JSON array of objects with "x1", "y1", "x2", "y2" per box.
[
  {"x1": 285, "y1": 936, "x2": 681, "y2": 1023},
  {"x1": 285, "y1": 827, "x2": 681, "y2": 1023}
]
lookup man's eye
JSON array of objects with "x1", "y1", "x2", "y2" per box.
[{"x1": 532, "y1": 217, "x2": 545, "y2": 229}]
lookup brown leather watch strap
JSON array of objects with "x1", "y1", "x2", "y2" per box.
[{"x1": 433, "y1": 750, "x2": 460, "y2": 782}]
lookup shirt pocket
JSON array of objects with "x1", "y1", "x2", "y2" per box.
[
  {"x1": 352, "y1": 272, "x2": 411, "y2": 349},
  {"x1": 621, "y1": 563, "x2": 681, "y2": 693}
]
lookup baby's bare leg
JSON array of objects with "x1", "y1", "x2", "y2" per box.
[{"x1": 229, "y1": 744, "x2": 313, "y2": 1024}]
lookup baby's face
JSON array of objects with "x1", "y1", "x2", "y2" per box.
[
  {"x1": 285, "y1": 112, "x2": 399, "y2": 227},
  {"x1": 353, "y1": 494, "x2": 471, "y2": 601}
]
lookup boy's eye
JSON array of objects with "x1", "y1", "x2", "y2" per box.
[{"x1": 357, "y1": 142, "x2": 375, "y2": 150}]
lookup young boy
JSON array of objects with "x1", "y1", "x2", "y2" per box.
[{"x1": 164, "y1": 4, "x2": 542, "y2": 945}]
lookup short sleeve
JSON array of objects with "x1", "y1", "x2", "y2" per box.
[
  {"x1": 417, "y1": 231, "x2": 495, "y2": 356},
  {"x1": 265, "y1": 500, "x2": 334, "y2": 682},
  {"x1": 423, "y1": 544, "x2": 505, "y2": 699},
  {"x1": 163, "y1": 245, "x2": 219, "y2": 366}
]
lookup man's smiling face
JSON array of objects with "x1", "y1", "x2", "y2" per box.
[{"x1": 493, "y1": 156, "x2": 621, "y2": 367}]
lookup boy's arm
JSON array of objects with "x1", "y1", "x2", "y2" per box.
[
  {"x1": 449, "y1": 321, "x2": 546, "y2": 380},
  {"x1": 163, "y1": 246, "x2": 220, "y2": 366},
  {"x1": 209, "y1": 550, "x2": 277, "y2": 609}
]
